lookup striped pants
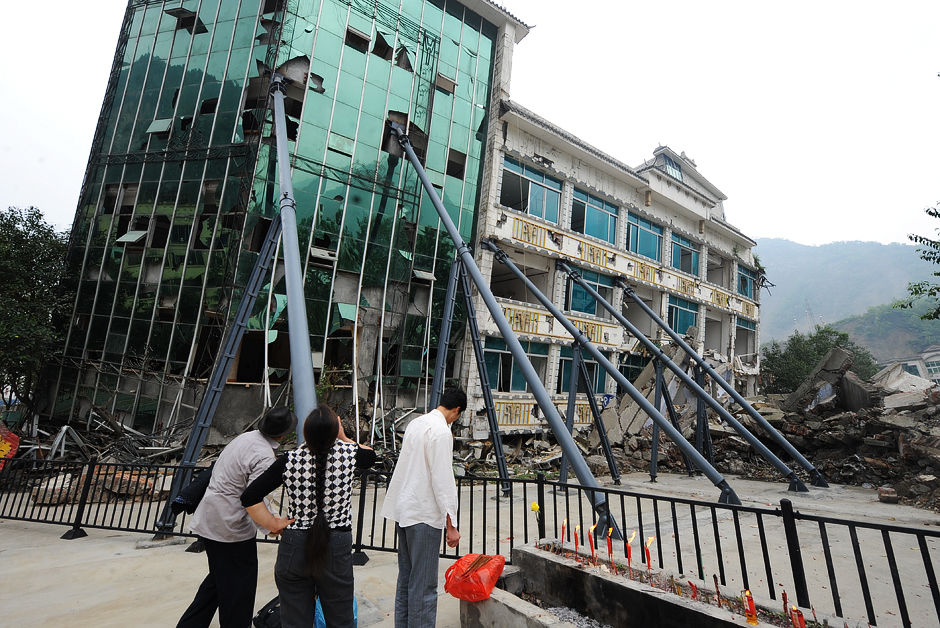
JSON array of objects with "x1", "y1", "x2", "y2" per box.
[{"x1": 394, "y1": 523, "x2": 442, "y2": 627}]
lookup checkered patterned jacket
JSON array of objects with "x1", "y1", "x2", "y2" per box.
[{"x1": 283, "y1": 441, "x2": 358, "y2": 529}]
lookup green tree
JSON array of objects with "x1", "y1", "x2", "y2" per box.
[
  {"x1": 899, "y1": 202, "x2": 940, "y2": 319},
  {"x1": 0, "y1": 207, "x2": 70, "y2": 411},
  {"x1": 760, "y1": 325, "x2": 878, "y2": 394}
]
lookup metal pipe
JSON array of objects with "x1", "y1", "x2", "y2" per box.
[
  {"x1": 617, "y1": 278, "x2": 827, "y2": 487},
  {"x1": 270, "y1": 75, "x2": 317, "y2": 441},
  {"x1": 558, "y1": 260, "x2": 808, "y2": 491},
  {"x1": 430, "y1": 258, "x2": 460, "y2": 409},
  {"x1": 485, "y1": 239, "x2": 739, "y2": 504},
  {"x1": 389, "y1": 125, "x2": 623, "y2": 532}
]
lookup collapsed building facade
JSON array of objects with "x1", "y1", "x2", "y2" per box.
[
  {"x1": 41, "y1": 0, "x2": 762, "y2": 445},
  {"x1": 460, "y1": 98, "x2": 761, "y2": 438}
]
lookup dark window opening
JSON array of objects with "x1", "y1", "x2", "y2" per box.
[
  {"x1": 180, "y1": 116, "x2": 193, "y2": 132},
  {"x1": 372, "y1": 32, "x2": 393, "y2": 60},
  {"x1": 499, "y1": 169, "x2": 528, "y2": 212},
  {"x1": 171, "y1": 89, "x2": 179, "y2": 108},
  {"x1": 263, "y1": 0, "x2": 284, "y2": 14},
  {"x1": 381, "y1": 111, "x2": 427, "y2": 163},
  {"x1": 241, "y1": 111, "x2": 261, "y2": 135},
  {"x1": 164, "y1": 8, "x2": 208, "y2": 35},
  {"x1": 150, "y1": 215, "x2": 171, "y2": 248},
  {"x1": 345, "y1": 27, "x2": 370, "y2": 54},
  {"x1": 102, "y1": 185, "x2": 120, "y2": 214},
  {"x1": 446, "y1": 149, "x2": 466, "y2": 179},
  {"x1": 309, "y1": 72, "x2": 325, "y2": 94},
  {"x1": 435, "y1": 73, "x2": 456, "y2": 95},
  {"x1": 395, "y1": 46, "x2": 413, "y2": 71},
  {"x1": 571, "y1": 199, "x2": 585, "y2": 233},
  {"x1": 202, "y1": 180, "x2": 220, "y2": 214},
  {"x1": 200, "y1": 98, "x2": 218, "y2": 115},
  {"x1": 248, "y1": 217, "x2": 272, "y2": 253},
  {"x1": 284, "y1": 117, "x2": 298, "y2": 141}
]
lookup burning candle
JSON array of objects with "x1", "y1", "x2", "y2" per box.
[
  {"x1": 645, "y1": 536, "x2": 655, "y2": 572},
  {"x1": 561, "y1": 519, "x2": 567, "y2": 552},
  {"x1": 574, "y1": 525, "x2": 580, "y2": 556},
  {"x1": 606, "y1": 527, "x2": 613, "y2": 570},
  {"x1": 687, "y1": 580, "x2": 698, "y2": 600},
  {"x1": 782, "y1": 591, "x2": 788, "y2": 618},
  {"x1": 626, "y1": 530, "x2": 636, "y2": 574},
  {"x1": 743, "y1": 589, "x2": 758, "y2": 625},
  {"x1": 790, "y1": 606, "x2": 806, "y2": 628},
  {"x1": 588, "y1": 524, "x2": 597, "y2": 564},
  {"x1": 713, "y1": 574, "x2": 722, "y2": 608}
]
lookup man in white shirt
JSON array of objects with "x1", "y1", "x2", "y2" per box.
[
  {"x1": 177, "y1": 407, "x2": 295, "y2": 628},
  {"x1": 382, "y1": 388, "x2": 466, "y2": 627}
]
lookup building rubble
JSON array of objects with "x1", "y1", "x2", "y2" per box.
[{"x1": 453, "y1": 347, "x2": 940, "y2": 512}]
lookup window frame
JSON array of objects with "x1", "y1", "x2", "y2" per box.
[
  {"x1": 499, "y1": 157, "x2": 562, "y2": 224},
  {"x1": 671, "y1": 233, "x2": 700, "y2": 275},
  {"x1": 565, "y1": 269, "x2": 614, "y2": 318},
  {"x1": 667, "y1": 295, "x2": 698, "y2": 335},
  {"x1": 738, "y1": 266, "x2": 757, "y2": 299},
  {"x1": 571, "y1": 188, "x2": 618, "y2": 244},
  {"x1": 626, "y1": 212, "x2": 663, "y2": 262},
  {"x1": 483, "y1": 337, "x2": 549, "y2": 393}
]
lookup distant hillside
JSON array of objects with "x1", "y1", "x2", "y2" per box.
[
  {"x1": 754, "y1": 239, "x2": 935, "y2": 344},
  {"x1": 831, "y1": 301, "x2": 940, "y2": 362}
]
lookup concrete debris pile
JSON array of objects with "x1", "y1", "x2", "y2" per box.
[
  {"x1": 586, "y1": 347, "x2": 940, "y2": 511},
  {"x1": 30, "y1": 468, "x2": 172, "y2": 506}
]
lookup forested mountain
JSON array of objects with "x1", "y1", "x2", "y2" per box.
[{"x1": 754, "y1": 238, "x2": 937, "y2": 357}]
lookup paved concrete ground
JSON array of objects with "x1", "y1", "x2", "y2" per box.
[
  {"x1": 0, "y1": 518, "x2": 459, "y2": 628},
  {"x1": 1, "y1": 472, "x2": 937, "y2": 627}
]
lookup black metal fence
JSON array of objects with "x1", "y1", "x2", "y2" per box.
[{"x1": 2, "y1": 458, "x2": 937, "y2": 628}]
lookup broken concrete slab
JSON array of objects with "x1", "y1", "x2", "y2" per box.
[{"x1": 783, "y1": 346, "x2": 855, "y2": 413}]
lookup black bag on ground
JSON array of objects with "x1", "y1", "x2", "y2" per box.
[
  {"x1": 170, "y1": 463, "x2": 214, "y2": 515},
  {"x1": 253, "y1": 596, "x2": 280, "y2": 628}
]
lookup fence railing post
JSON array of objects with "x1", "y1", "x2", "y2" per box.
[
  {"x1": 780, "y1": 498, "x2": 810, "y2": 607},
  {"x1": 61, "y1": 458, "x2": 97, "y2": 540},
  {"x1": 536, "y1": 473, "x2": 546, "y2": 540},
  {"x1": 351, "y1": 469, "x2": 370, "y2": 566}
]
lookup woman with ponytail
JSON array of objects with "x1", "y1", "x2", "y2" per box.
[{"x1": 242, "y1": 404, "x2": 375, "y2": 626}]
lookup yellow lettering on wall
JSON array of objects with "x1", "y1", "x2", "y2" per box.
[
  {"x1": 711, "y1": 290, "x2": 730, "y2": 308},
  {"x1": 512, "y1": 218, "x2": 546, "y2": 247},
  {"x1": 634, "y1": 261, "x2": 655, "y2": 283},
  {"x1": 677, "y1": 277, "x2": 696, "y2": 297},
  {"x1": 503, "y1": 305, "x2": 540, "y2": 334},
  {"x1": 742, "y1": 301, "x2": 755, "y2": 318},
  {"x1": 582, "y1": 243, "x2": 609, "y2": 268}
]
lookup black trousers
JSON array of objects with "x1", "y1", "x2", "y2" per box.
[
  {"x1": 177, "y1": 537, "x2": 259, "y2": 628},
  {"x1": 275, "y1": 528, "x2": 355, "y2": 627}
]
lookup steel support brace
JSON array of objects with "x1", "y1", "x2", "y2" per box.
[
  {"x1": 558, "y1": 345, "x2": 582, "y2": 486},
  {"x1": 559, "y1": 260, "x2": 807, "y2": 491},
  {"x1": 617, "y1": 279, "x2": 825, "y2": 488},
  {"x1": 484, "y1": 239, "x2": 739, "y2": 505},
  {"x1": 389, "y1": 125, "x2": 623, "y2": 533},
  {"x1": 457, "y1": 261, "x2": 511, "y2": 494},
  {"x1": 270, "y1": 75, "x2": 317, "y2": 440},
  {"x1": 429, "y1": 255, "x2": 461, "y2": 410},
  {"x1": 577, "y1": 355, "x2": 621, "y2": 484}
]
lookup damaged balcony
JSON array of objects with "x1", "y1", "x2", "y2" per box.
[{"x1": 487, "y1": 211, "x2": 759, "y2": 323}]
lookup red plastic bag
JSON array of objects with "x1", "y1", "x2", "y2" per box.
[{"x1": 444, "y1": 553, "x2": 506, "y2": 602}]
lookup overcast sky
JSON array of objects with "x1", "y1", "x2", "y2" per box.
[{"x1": 2, "y1": 1, "x2": 937, "y2": 246}]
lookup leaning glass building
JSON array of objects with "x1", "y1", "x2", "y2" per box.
[{"x1": 44, "y1": 0, "x2": 527, "y2": 437}]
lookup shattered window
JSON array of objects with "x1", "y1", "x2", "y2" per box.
[
  {"x1": 557, "y1": 346, "x2": 608, "y2": 394},
  {"x1": 737, "y1": 266, "x2": 757, "y2": 299},
  {"x1": 566, "y1": 269, "x2": 613, "y2": 317},
  {"x1": 667, "y1": 295, "x2": 698, "y2": 335},
  {"x1": 626, "y1": 212, "x2": 662, "y2": 262},
  {"x1": 499, "y1": 157, "x2": 560, "y2": 224},
  {"x1": 618, "y1": 354, "x2": 649, "y2": 390},
  {"x1": 664, "y1": 155, "x2": 683, "y2": 182},
  {"x1": 925, "y1": 360, "x2": 940, "y2": 378},
  {"x1": 483, "y1": 337, "x2": 548, "y2": 393},
  {"x1": 671, "y1": 234, "x2": 699, "y2": 275},
  {"x1": 736, "y1": 318, "x2": 756, "y2": 331},
  {"x1": 571, "y1": 188, "x2": 617, "y2": 244}
]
